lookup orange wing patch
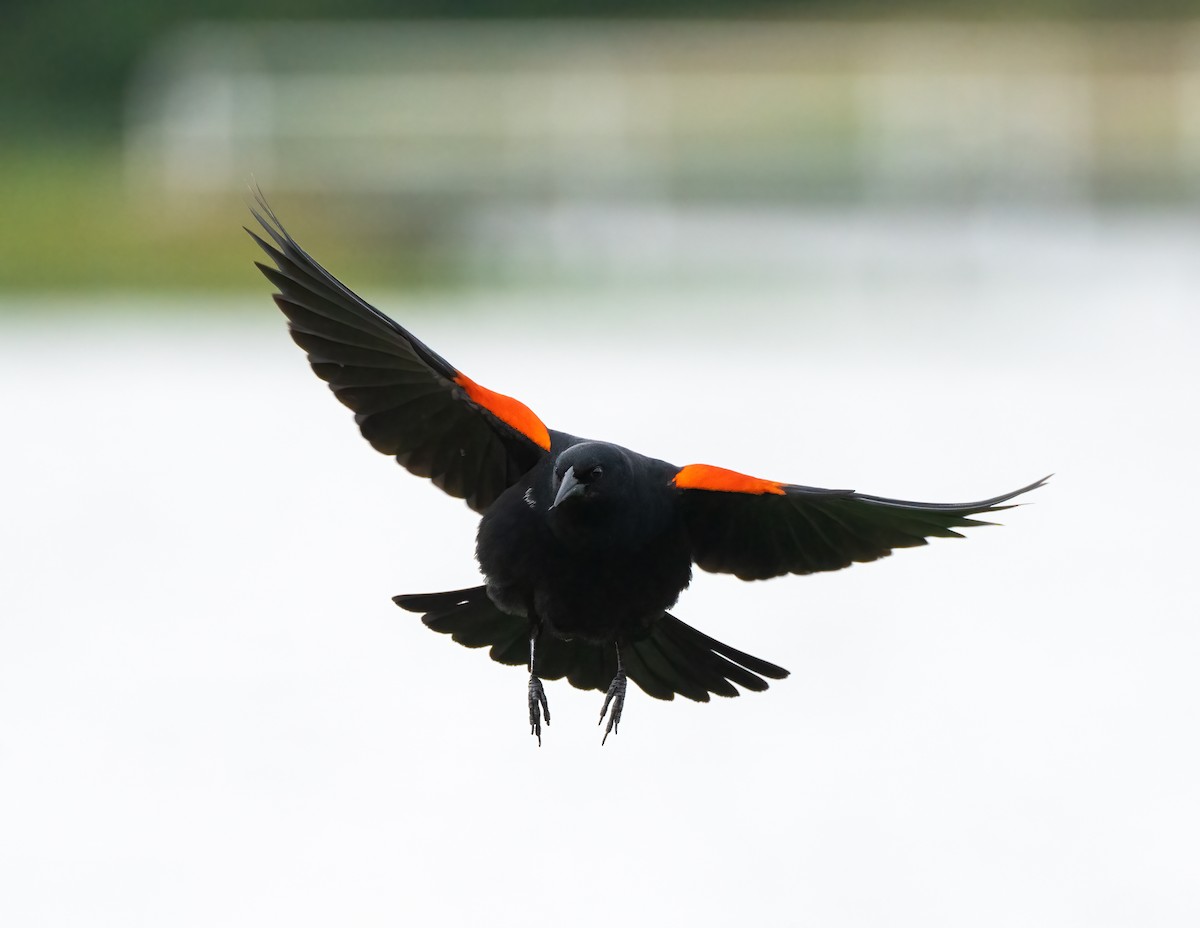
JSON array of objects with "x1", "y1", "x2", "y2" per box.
[
  {"x1": 453, "y1": 372, "x2": 551, "y2": 451},
  {"x1": 673, "y1": 464, "x2": 786, "y2": 496}
]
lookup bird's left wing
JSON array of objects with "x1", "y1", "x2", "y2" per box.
[
  {"x1": 249, "y1": 197, "x2": 553, "y2": 512},
  {"x1": 674, "y1": 464, "x2": 1048, "y2": 580}
]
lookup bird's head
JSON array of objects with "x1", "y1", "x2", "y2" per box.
[{"x1": 550, "y1": 442, "x2": 633, "y2": 510}]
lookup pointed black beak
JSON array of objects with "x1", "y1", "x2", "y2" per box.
[{"x1": 551, "y1": 467, "x2": 584, "y2": 509}]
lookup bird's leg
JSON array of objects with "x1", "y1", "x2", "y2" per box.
[
  {"x1": 599, "y1": 644, "x2": 627, "y2": 746},
  {"x1": 528, "y1": 628, "x2": 550, "y2": 746}
]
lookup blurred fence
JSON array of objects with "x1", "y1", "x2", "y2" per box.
[{"x1": 127, "y1": 20, "x2": 1200, "y2": 211}]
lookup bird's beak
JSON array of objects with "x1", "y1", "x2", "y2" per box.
[{"x1": 551, "y1": 467, "x2": 584, "y2": 509}]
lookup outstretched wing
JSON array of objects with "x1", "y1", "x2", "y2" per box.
[
  {"x1": 249, "y1": 196, "x2": 552, "y2": 512},
  {"x1": 674, "y1": 464, "x2": 1048, "y2": 581}
]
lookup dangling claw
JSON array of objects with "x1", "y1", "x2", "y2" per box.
[
  {"x1": 599, "y1": 646, "x2": 627, "y2": 745},
  {"x1": 527, "y1": 628, "x2": 549, "y2": 746},
  {"x1": 528, "y1": 674, "x2": 550, "y2": 746}
]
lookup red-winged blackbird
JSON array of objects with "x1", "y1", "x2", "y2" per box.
[{"x1": 249, "y1": 197, "x2": 1046, "y2": 745}]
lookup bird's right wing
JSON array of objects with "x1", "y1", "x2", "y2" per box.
[
  {"x1": 675, "y1": 464, "x2": 1048, "y2": 581},
  {"x1": 249, "y1": 196, "x2": 553, "y2": 512}
]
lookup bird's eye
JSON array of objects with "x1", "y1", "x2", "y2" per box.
[{"x1": 589, "y1": 465, "x2": 604, "y2": 481}]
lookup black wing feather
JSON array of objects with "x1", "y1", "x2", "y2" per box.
[
  {"x1": 249, "y1": 194, "x2": 548, "y2": 513},
  {"x1": 682, "y1": 476, "x2": 1048, "y2": 581}
]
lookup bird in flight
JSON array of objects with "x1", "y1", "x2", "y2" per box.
[{"x1": 248, "y1": 196, "x2": 1046, "y2": 746}]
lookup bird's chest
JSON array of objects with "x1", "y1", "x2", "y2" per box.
[
  {"x1": 534, "y1": 538, "x2": 692, "y2": 642},
  {"x1": 476, "y1": 492, "x2": 692, "y2": 642}
]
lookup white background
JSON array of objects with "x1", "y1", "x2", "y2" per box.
[{"x1": 2, "y1": 219, "x2": 1198, "y2": 926}]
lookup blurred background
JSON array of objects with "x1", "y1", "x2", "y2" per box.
[
  {"x1": 4, "y1": 1, "x2": 1200, "y2": 290},
  {"x1": 2, "y1": 2, "x2": 1198, "y2": 927}
]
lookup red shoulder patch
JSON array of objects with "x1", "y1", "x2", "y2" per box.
[
  {"x1": 672, "y1": 464, "x2": 785, "y2": 496},
  {"x1": 453, "y1": 372, "x2": 552, "y2": 451}
]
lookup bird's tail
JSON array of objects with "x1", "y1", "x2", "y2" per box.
[
  {"x1": 394, "y1": 586, "x2": 788, "y2": 702},
  {"x1": 629, "y1": 613, "x2": 789, "y2": 702}
]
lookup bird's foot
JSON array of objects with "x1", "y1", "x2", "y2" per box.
[
  {"x1": 528, "y1": 674, "x2": 550, "y2": 746},
  {"x1": 599, "y1": 670, "x2": 627, "y2": 745}
]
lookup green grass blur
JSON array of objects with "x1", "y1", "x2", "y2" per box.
[
  {"x1": 0, "y1": 142, "x2": 438, "y2": 299},
  {"x1": 5, "y1": 5, "x2": 1199, "y2": 299}
]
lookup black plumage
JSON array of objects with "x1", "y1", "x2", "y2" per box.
[{"x1": 249, "y1": 196, "x2": 1046, "y2": 744}]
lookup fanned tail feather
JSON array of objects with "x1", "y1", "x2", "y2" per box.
[
  {"x1": 628, "y1": 613, "x2": 789, "y2": 702},
  {"x1": 394, "y1": 587, "x2": 789, "y2": 703}
]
